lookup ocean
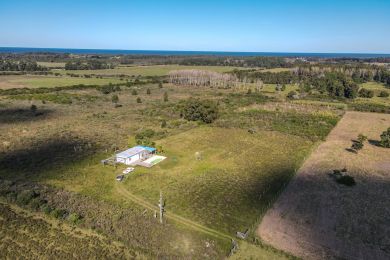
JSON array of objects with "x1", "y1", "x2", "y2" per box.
[{"x1": 1, "y1": 47, "x2": 390, "y2": 58}]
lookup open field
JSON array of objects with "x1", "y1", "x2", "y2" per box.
[
  {"x1": 259, "y1": 68, "x2": 292, "y2": 73},
  {"x1": 37, "y1": 61, "x2": 66, "y2": 68},
  {"x1": 258, "y1": 111, "x2": 390, "y2": 260},
  {"x1": 0, "y1": 75, "x2": 122, "y2": 89},
  {"x1": 55, "y1": 65, "x2": 243, "y2": 76},
  {"x1": 120, "y1": 127, "x2": 313, "y2": 235}
]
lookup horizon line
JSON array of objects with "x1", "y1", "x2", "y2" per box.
[{"x1": 1, "y1": 46, "x2": 390, "y2": 56}]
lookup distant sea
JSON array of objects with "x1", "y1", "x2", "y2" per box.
[{"x1": 1, "y1": 47, "x2": 390, "y2": 58}]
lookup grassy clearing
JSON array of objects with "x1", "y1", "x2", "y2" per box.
[
  {"x1": 260, "y1": 84, "x2": 299, "y2": 98},
  {"x1": 37, "y1": 61, "x2": 66, "y2": 68},
  {"x1": 56, "y1": 65, "x2": 242, "y2": 76},
  {"x1": 356, "y1": 82, "x2": 390, "y2": 105},
  {"x1": 116, "y1": 127, "x2": 313, "y2": 235},
  {"x1": 259, "y1": 68, "x2": 292, "y2": 73},
  {"x1": 19, "y1": 126, "x2": 313, "y2": 241},
  {"x1": 232, "y1": 241, "x2": 295, "y2": 260},
  {"x1": 217, "y1": 108, "x2": 339, "y2": 141},
  {"x1": 0, "y1": 75, "x2": 122, "y2": 89},
  {"x1": 291, "y1": 99, "x2": 347, "y2": 110}
]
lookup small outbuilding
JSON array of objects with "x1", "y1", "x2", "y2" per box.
[{"x1": 116, "y1": 146, "x2": 156, "y2": 165}]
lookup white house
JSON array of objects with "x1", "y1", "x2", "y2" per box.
[{"x1": 115, "y1": 146, "x2": 156, "y2": 165}]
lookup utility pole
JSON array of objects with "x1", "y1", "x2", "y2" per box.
[{"x1": 158, "y1": 191, "x2": 164, "y2": 224}]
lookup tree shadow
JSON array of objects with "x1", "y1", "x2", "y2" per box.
[
  {"x1": 345, "y1": 148, "x2": 357, "y2": 153},
  {"x1": 0, "y1": 135, "x2": 95, "y2": 180},
  {"x1": 0, "y1": 108, "x2": 54, "y2": 124},
  {"x1": 368, "y1": 139, "x2": 382, "y2": 147}
]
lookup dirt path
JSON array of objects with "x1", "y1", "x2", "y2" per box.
[
  {"x1": 258, "y1": 112, "x2": 390, "y2": 260},
  {"x1": 115, "y1": 183, "x2": 232, "y2": 241}
]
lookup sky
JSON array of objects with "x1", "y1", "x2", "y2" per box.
[{"x1": 0, "y1": 0, "x2": 389, "y2": 53}]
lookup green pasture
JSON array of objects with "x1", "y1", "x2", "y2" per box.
[
  {"x1": 56, "y1": 65, "x2": 242, "y2": 76},
  {"x1": 0, "y1": 75, "x2": 122, "y2": 89}
]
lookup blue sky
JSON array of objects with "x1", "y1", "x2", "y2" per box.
[{"x1": 0, "y1": 0, "x2": 389, "y2": 53}]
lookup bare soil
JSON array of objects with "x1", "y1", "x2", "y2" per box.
[{"x1": 258, "y1": 111, "x2": 390, "y2": 260}]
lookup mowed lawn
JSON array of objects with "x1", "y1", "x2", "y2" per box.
[
  {"x1": 56, "y1": 65, "x2": 243, "y2": 76},
  {"x1": 0, "y1": 75, "x2": 122, "y2": 89}
]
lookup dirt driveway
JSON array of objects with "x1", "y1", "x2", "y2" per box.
[{"x1": 258, "y1": 111, "x2": 390, "y2": 260}]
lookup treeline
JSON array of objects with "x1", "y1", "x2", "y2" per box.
[
  {"x1": 0, "y1": 60, "x2": 47, "y2": 71},
  {"x1": 113, "y1": 55, "x2": 295, "y2": 68},
  {"x1": 172, "y1": 56, "x2": 295, "y2": 68},
  {"x1": 0, "y1": 52, "x2": 71, "y2": 62},
  {"x1": 231, "y1": 70, "x2": 359, "y2": 99},
  {"x1": 293, "y1": 65, "x2": 390, "y2": 85},
  {"x1": 232, "y1": 70, "x2": 297, "y2": 84},
  {"x1": 65, "y1": 60, "x2": 115, "y2": 70},
  {"x1": 300, "y1": 72, "x2": 359, "y2": 99}
]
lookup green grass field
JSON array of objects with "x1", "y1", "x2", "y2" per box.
[
  {"x1": 0, "y1": 75, "x2": 122, "y2": 89},
  {"x1": 38, "y1": 127, "x2": 313, "y2": 237},
  {"x1": 56, "y1": 65, "x2": 243, "y2": 76}
]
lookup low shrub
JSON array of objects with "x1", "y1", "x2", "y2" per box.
[
  {"x1": 378, "y1": 91, "x2": 389, "y2": 98},
  {"x1": 41, "y1": 204, "x2": 53, "y2": 215},
  {"x1": 50, "y1": 208, "x2": 68, "y2": 219},
  {"x1": 336, "y1": 175, "x2": 356, "y2": 186},
  {"x1": 358, "y1": 88, "x2": 374, "y2": 98},
  {"x1": 29, "y1": 197, "x2": 45, "y2": 211},
  {"x1": 68, "y1": 213, "x2": 82, "y2": 225},
  {"x1": 16, "y1": 190, "x2": 37, "y2": 205},
  {"x1": 287, "y1": 91, "x2": 298, "y2": 99},
  {"x1": 349, "y1": 102, "x2": 390, "y2": 113},
  {"x1": 380, "y1": 127, "x2": 390, "y2": 148}
]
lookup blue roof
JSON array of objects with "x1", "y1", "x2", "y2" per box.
[
  {"x1": 136, "y1": 145, "x2": 156, "y2": 152},
  {"x1": 116, "y1": 146, "x2": 145, "y2": 158},
  {"x1": 116, "y1": 146, "x2": 156, "y2": 158}
]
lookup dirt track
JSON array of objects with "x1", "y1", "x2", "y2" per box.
[{"x1": 258, "y1": 112, "x2": 390, "y2": 260}]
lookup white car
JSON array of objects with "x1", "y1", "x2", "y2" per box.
[{"x1": 122, "y1": 167, "x2": 135, "y2": 174}]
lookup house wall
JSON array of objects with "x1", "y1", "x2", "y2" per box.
[
  {"x1": 125, "y1": 154, "x2": 141, "y2": 165},
  {"x1": 116, "y1": 156, "x2": 126, "y2": 164},
  {"x1": 116, "y1": 151, "x2": 151, "y2": 165}
]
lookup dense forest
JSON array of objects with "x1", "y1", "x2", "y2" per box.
[{"x1": 0, "y1": 60, "x2": 47, "y2": 71}]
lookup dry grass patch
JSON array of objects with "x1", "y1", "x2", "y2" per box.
[{"x1": 258, "y1": 111, "x2": 390, "y2": 260}]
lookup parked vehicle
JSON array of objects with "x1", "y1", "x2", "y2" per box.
[
  {"x1": 116, "y1": 175, "x2": 124, "y2": 182},
  {"x1": 123, "y1": 167, "x2": 135, "y2": 174}
]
